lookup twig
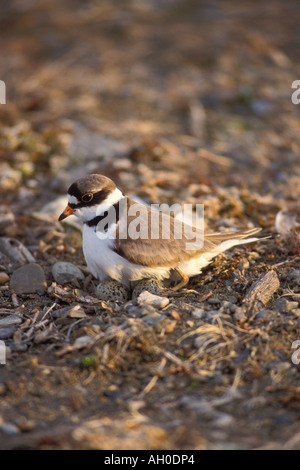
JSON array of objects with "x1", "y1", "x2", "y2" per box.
[
  {"x1": 139, "y1": 358, "x2": 167, "y2": 396},
  {"x1": 41, "y1": 302, "x2": 57, "y2": 321}
]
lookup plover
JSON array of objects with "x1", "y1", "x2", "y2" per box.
[{"x1": 59, "y1": 174, "x2": 262, "y2": 290}]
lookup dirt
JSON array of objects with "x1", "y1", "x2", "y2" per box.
[{"x1": 0, "y1": 0, "x2": 300, "y2": 450}]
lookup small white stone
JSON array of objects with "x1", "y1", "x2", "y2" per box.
[
  {"x1": 137, "y1": 290, "x2": 169, "y2": 309},
  {"x1": 132, "y1": 279, "x2": 166, "y2": 299},
  {"x1": 192, "y1": 308, "x2": 205, "y2": 318},
  {"x1": 0, "y1": 421, "x2": 19, "y2": 435},
  {"x1": 74, "y1": 335, "x2": 93, "y2": 346}
]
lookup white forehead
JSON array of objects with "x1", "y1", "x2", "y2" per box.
[{"x1": 68, "y1": 195, "x2": 79, "y2": 205}]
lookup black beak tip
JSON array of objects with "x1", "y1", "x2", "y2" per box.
[{"x1": 58, "y1": 212, "x2": 66, "y2": 222}]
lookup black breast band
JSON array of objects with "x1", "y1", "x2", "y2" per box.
[{"x1": 85, "y1": 201, "x2": 120, "y2": 231}]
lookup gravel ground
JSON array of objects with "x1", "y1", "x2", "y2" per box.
[{"x1": 0, "y1": 0, "x2": 300, "y2": 450}]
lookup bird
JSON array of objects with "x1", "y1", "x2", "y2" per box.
[{"x1": 58, "y1": 174, "x2": 262, "y2": 290}]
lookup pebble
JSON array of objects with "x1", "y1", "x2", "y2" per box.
[
  {"x1": 222, "y1": 301, "x2": 236, "y2": 313},
  {"x1": 0, "y1": 327, "x2": 15, "y2": 339},
  {"x1": 137, "y1": 290, "x2": 169, "y2": 309},
  {"x1": 131, "y1": 279, "x2": 166, "y2": 300},
  {"x1": 273, "y1": 414, "x2": 293, "y2": 425},
  {"x1": 192, "y1": 308, "x2": 205, "y2": 318},
  {"x1": 238, "y1": 259, "x2": 250, "y2": 270},
  {"x1": 124, "y1": 303, "x2": 140, "y2": 316},
  {"x1": 10, "y1": 263, "x2": 47, "y2": 294},
  {"x1": 0, "y1": 421, "x2": 19, "y2": 436},
  {"x1": 287, "y1": 270, "x2": 300, "y2": 286},
  {"x1": 265, "y1": 361, "x2": 291, "y2": 373},
  {"x1": 0, "y1": 315, "x2": 22, "y2": 328},
  {"x1": 233, "y1": 307, "x2": 246, "y2": 322},
  {"x1": 169, "y1": 310, "x2": 180, "y2": 320},
  {"x1": 142, "y1": 312, "x2": 176, "y2": 333},
  {"x1": 0, "y1": 208, "x2": 17, "y2": 237},
  {"x1": 125, "y1": 304, "x2": 157, "y2": 318},
  {"x1": 164, "y1": 320, "x2": 177, "y2": 334},
  {"x1": 251, "y1": 98, "x2": 275, "y2": 116},
  {"x1": 52, "y1": 261, "x2": 85, "y2": 285},
  {"x1": 0, "y1": 272, "x2": 9, "y2": 285},
  {"x1": 0, "y1": 164, "x2": 22, "y2": 191},
  {"x1": 95, "y1": 279, "x2": 130, "y2": 302},
  {"x1": 207, "y1": 297, "x2": 221, "y2": 305},
  {"x1": 74, "y1": 335, "x2": 93, "y2": 346},
  {"x1": 205, "y1": 310, "x2": 223, "y2": 324},
  {"x1": 275, "y1": 298, "x2": 298, "y2": 314},
  {"x1": 142, "y1": 312, "x2": 167, "y2": 326},
  {"x1": 213, "y1": 413, "x2": 235, "y2": 429},
  {"x1": 10, "y1": 342, "x2": 27, "y2": 352},
  {"x1": 255, "y1": 309, "x2": 277, "y2": 320},
  {"x1": 138, "y1": 305, "x2": 157, "y2": 316}
]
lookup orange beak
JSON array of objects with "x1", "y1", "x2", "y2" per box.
[{"x1": 58, "y1": 204, "x2": 75, "y2": 221}]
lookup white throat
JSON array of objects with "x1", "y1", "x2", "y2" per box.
[{"x1": 72, "y1": 187, "x2": 123, "y2": 223}]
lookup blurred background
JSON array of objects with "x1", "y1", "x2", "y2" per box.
[
  {"x1": 0, "y1": 0, "x2": 299, "y2": 218},
  {"x1": 1, "y1": 1, "x2": 300, "y2": 450}
]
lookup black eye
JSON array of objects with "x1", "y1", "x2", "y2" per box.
[{"x1": 81, "y1": 192, "x2": 93, "y2": 203}]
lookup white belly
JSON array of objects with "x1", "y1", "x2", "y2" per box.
[
  {"x1": 178, "y1": 237, "x2": 260, "y2": 277},
  {"x1": 83, "y1": 226, "x2": 260, "y2": 286},
  {"x1": 82, "y1": 224, "x2": 170, "y2": 287}
]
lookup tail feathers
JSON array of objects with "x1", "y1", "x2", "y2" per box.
[
  {"x1": 214, "y1": 236, "x2": 261, "y2": 254},
  {"x1": 205, "y1": 228, "x2": 268, "y2": 261},
  {"x1": 199, "y1": 233, "x2": 263, "y2": 268},
  {"x1": 177, "y1": 228, "x2": 267, "y2": 278},
  {"x1": 206, "y1": 227, "x2": 262, "y2": 244}
]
